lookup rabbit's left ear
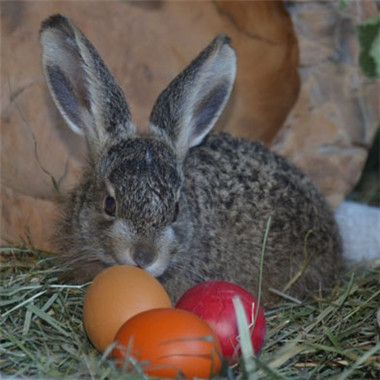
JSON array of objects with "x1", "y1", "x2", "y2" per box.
[
  {"x1": 149, "y1": 35, "x2": 236, "y2": 161},
  {"x1": 40, "y1": 14, "x2": 135, "y2": 159}
]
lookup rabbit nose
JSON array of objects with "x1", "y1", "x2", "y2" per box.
[{"x1": 132, "y1": 246, "x2": 157, "y2": 269}]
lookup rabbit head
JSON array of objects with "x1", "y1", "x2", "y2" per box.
[{"x1": 40, "y1": 15, "x2": 236, "y2": 278}]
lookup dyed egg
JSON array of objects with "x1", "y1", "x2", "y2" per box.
[
  {"x1": 112, "y1": 308, "x2": 222, "y2": 378},
  {"x1": 176, "y1": 281, "x2": 266, "y2": 361},
  {"x1": 83, "y1": 266, "x2": 171, "y2": 352}
]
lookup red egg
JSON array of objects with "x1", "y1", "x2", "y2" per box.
[
  {"x1": 176, "y1": 281, "x2": 266, "y2": 361},
  {"x1": 112, "y1": 308, "x2": 222, "y2": 378}
]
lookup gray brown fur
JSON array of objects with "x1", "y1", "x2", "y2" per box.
[{"x1": 40, "y1": 14, "x2": 342, "y2": 307}]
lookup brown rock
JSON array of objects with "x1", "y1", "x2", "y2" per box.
[
  {"x1": 1, "y1": 186, "x2": 58, "y2": 249},
  {"x1": 1, "y1": 1, "x2": 299, "y2": 251},
  {"x1": 215, "y1": 0, "x2": 300, "y2": 141}
]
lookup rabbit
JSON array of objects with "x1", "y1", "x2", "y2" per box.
[{"x1": 40, "y1": 14, "x2": 343, "y2": 308}]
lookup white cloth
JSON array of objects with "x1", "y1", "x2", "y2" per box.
[{"x1": 335, "y1": 201, "x2": 380, "y2": 263}]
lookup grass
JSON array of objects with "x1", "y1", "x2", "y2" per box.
[{"x1": 1, "y1": 247, "x2": 379, "y2": 379}]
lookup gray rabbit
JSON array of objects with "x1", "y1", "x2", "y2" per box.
[{"x1": 40, "y1": 14, "x2": 342, "y2": 307}]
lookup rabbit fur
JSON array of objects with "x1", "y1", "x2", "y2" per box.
[{"x1": 40, "y1": 14, "x2": 342, "y2": 307}]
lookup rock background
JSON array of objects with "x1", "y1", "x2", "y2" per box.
[
  {"x1": 1, "y1": 1, "x2": 379, "y2": 252},
  {"x1": 273, "y1": 0, "x2": 380, "y2": 207}
]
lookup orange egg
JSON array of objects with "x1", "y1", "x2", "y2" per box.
[
  {"x1": 112, "y1": 308, "x2": 222, "y2": 378},
  {"x1": 83, "y1": 266, "x2": 172, "y2": 352}
]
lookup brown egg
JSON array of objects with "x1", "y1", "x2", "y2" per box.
[{"x1": 83, "y1": 265, "x2": 172, "y2": 352}]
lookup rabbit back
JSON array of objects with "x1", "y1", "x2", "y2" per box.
[{"x1": 159, "y1": 133, "x2": 342, "y2": 306}]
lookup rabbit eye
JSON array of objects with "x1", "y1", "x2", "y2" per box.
[
  {"x1": 104, "y1": 195, "x2": 116, "y2": 217},
  {"x1": 172, "y1": 202, "x2": 180, "y2": 223}
]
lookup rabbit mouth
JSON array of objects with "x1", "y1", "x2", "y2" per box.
[
  {"x1": 112, "y1": 248, "x2": 170, "y2": 278},
  {"x1": 142, "y1": 260, "x2": 169, "y2": 278}
]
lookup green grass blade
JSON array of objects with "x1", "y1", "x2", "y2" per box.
[{"x1": 233, "y1": 296, "x2": 257, "y2": 380}]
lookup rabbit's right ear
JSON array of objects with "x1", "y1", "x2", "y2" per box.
[
  {"x1": 149, "y1": 35, "x2": 236, "y2": 161},
  {"x1": 40, "y1": 15, "x2": 135, "y2": 159}
]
